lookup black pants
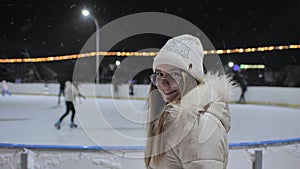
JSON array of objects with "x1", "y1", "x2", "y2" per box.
[
  {"x1": 239, "y1": 88, "x2": 247, "y2": 103},
  {"x1": 59, "y1": 101, "x2": 76, "y2": 122}
]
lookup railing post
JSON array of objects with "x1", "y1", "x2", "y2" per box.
[
  {"x1": 20, "y1": 152, "x2": 28, "y2": 169},
  {"x1": 252, "y1": 150, "x2": 263, "y2": 169}
]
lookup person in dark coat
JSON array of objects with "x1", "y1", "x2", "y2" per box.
[{"x1": 234, "y1": 70, "x2": 248, "y2": 103}]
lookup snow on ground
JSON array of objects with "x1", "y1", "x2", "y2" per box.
[{"x1": 0, "y1": 94, "x2": 300, "y2": 147}]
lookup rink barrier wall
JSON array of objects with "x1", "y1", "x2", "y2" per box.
[
  {"x1": 1, "y1": 137, "x2": 300, "y2": 150},
  {"x1": 1, "y1": 139, "x2": 300, "y2": 169},
  {"x1": 0, "y1": 143, "x2": 145, "y2": 151},
  {"x1": 6, "y1": 82, "x2": 300, "y2": 107}
]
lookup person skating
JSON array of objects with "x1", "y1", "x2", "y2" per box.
[
  {"x1": 128, "y1": 79, "x2": 136, "y2": 97},
  {"x1": 57, "y1": 80, "x2": 65, "y2": 105},
  {"x1": 1, "y1": 80, "x2": 11, "y2": 96},
  {"x1": 54, "y1": 81, "x2": 79, "y2": 129},
  {"x1": 233, "y1": 70, "x2": 248, "y2": 104}
]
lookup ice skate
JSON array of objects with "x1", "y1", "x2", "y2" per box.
[
  {"x1": 54, "y1": 121, "x2": 61, "y2": 130},
  {"x1": 70, "y1": 122, "x2": 77, "y2": 128}
]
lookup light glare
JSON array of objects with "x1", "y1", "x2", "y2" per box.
[
  {"x1": 82, "y1": 9, "x2": 89, "y2": 16},
  {"x1": 115, "y1": 60, "x2": 120, "y2": 66}
]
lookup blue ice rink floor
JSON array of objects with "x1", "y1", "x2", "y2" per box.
[{"x1": 1, "y1": 94, "x2": 300, "y2": 147}]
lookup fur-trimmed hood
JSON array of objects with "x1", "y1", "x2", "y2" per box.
[
  {"x1": 166, "y1": 72, "x2": 238, "y2": 133},
  {"x1": 182, "y1": 72, "x2": 237, "y2": 106}
]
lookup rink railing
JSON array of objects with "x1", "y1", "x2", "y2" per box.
[
  {"x1": 0, "y1": 138, "x2": 300, "y2": 169},
  {"x1": 1, "y1": 137, "x2": 300, "y2": 169},
  {"x1": 1, "y1": 137, "x2": 300, "y2": 150}
]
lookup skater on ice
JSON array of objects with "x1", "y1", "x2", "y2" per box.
[
  {"x1": 144, "y1": 34, "x2": 237, "y2": 168},
  {"x1": 233, "y1": 69, "x2": 248, "y2": 104},
  {"x1": 128, "y1": 79, "x2": 136, "y2": 97},
  {"x1": 57, "y1": 77, "x2": 65, "y2": 105},
  {"x1": 1, "y1": 80, "x2": 11, "y2": 96},
  {"x1": 54, "y1": 80, "x2": 79, "y2": 129}
]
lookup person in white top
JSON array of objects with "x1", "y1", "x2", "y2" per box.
[
  {"x1": 54, "y1": 81, "x2": 79, "y2": 129},
  {"x1": 1, "y1": 80, "x2": 11, "y2": 96}
]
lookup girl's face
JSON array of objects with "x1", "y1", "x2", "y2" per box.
[{"x1": 151, "y1": 64, "x2": 183, "y2": 102}]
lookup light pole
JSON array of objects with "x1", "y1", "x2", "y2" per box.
[{"x1": 82, "y1": 9, "x2": 100, "y2": 84}]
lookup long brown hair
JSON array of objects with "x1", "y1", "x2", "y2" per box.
[{"x1": 144, "y1": 72, "x2": 200, "y2": 167}]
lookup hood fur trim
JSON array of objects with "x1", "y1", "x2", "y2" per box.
[
  {"x1": 166, "y1": 72, "x2": 238, "y2": 131},
  {"x1": 181, "y1": 71, "x2": 238, "y2": 108}
]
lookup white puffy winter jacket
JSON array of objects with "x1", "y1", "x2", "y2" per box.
[{"x1": 148, "y1": 73, "x2": 236, "y2": 169}]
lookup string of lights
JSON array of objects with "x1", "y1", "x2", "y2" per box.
[{"x1": 0, "y1": 44, "x2": 299, "y2": 63}]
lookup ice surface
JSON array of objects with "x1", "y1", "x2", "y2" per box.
[{"x1": 0, "y1": 94, "x2": 299, "y2": 147}]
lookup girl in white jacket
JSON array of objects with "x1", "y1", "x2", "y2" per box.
[{"x1": 145, "y1": 34, "x2": 237, "y2": 169}]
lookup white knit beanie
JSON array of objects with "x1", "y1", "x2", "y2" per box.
[{"x1": 153, "y1": 34, "x2": 204, "y2": 82}]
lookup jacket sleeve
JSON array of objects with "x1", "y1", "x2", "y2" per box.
[{"x1": 178, "y1": 103, "x2": 229, "y2": 169}]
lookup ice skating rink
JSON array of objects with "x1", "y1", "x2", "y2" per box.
[
  {"x1": 1, "y1": 94, "x2": 300, "y2": 146},
  {"x1": 1, "y1": 94, "x2": 300, "y2": 169}
]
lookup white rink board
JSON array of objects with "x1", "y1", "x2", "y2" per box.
[{"x1": 6, "y1": 82, "x2": 300, "y2": 105}]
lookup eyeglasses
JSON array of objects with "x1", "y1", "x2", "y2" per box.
[{"x1": 150, "y1": 70, "x2": 183, "y2": 86}]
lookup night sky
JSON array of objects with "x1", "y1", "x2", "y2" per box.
[{"x1": 0, "y1": 0, "x2": 300, "y2": 68}]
